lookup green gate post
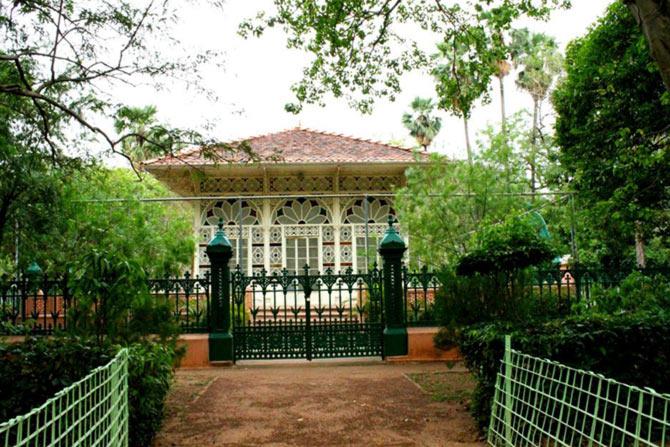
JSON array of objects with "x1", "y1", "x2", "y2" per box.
[
  {"x1": 206, "y1": 220, "x2": 234, "y2": 362},
  {"x1": 378, "y1": 216, "x2": 408, "y2": 357}
]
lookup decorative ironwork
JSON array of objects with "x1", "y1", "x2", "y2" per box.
[
  {"x1": 231, "y1": 265, "x2": 383, "y2": 360},
  {"x1": 338, "y1": 175, "x2": 403, "y2": 192},
  {"x1": 200, "y1": 177, "x2": 263, "y2": 194}
]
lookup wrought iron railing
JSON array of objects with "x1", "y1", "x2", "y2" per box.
[
  {"x1": 0, "y1": 272, "x2": 211, "y2": 335},
  {"x1": 403, "y1": 266, "x2": 440, "y2": 326},
  {"x1": 0, "y1": 274, "x2": 72, "y2": 334},
  {"x1": 147, "y1": 272, "x2": 210, "y2": 333},
  {"x1": 231, "y1": 266, "x2": 383, "y2": 326},
  {"x1": 2, "y1": 266, "x2": 660, "y2": 335}
]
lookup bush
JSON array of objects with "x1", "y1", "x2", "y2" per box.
[
  {"x1": 456, "y1": 217, "x2": 556, "y2": 276},
  {"x1": 575, "y1": 271, "x2": 670, "y2": 314},
  {"x1": 127, "y1": 341, "x2": 177, "y2": 447},
  {"x1": 434, "y1": 268, "x2": 565, "y2": 333},
  {"x1": 459, "y1": 311, "x2": 670, "y2": 431},
  {"x1": 0, "y1": 336, "x2": 177, "y2": 447},
  {"x1": 0, "y1": 336, "x2": 115, "y2": 422}
]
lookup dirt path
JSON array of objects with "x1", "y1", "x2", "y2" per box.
[{"x1": 155, "y1": 361, "x2": 484, "y2": 447}]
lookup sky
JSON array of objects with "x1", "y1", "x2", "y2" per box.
[{"x1": 107, "y1": 0, "x2": 613, "y2": 166}]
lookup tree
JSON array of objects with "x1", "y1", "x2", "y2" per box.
[
  {"x1": 433, "y1": 32, "x2": 494, "y2": 164},
  {"x1": 13, "y1": 167, "x2": 195, "y2": 277},
  {"x1": 553, "y1": 2, "x2": 670, "y2": 268},
  {"x1": 401, "y1": 97, "x2": 442, "y2": 150},
  {"x1": 113, "y1": 106, "x2": 187, "y2": 164},
  {"x1": 240, "y1": 0, "x2": 570, "y2": 114},
  {"x1": 623, "y1": 0, "x2": 670, "y2": 91},
  {"x1": 512, "y1": 30, "x2": 563, "y2": 196},
  {"x1": 396, "y1": 121, "x2": 530, "y2": 267},
  {"x1": 0, "y1": 1, "x2": 224, "y2": 171}
]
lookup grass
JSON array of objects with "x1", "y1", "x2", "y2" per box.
[{"x1": 407, "y1": 371, "x2": 475, "y2": 403}]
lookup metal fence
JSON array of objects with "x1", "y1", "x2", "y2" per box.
[
  {"x1": 3, "y1": 267, "x2": 663, "y2": 335},
  {"x1": 488, "y1": 336, "x2": 670, "y2": 447},
  {"x1": 0, "y1": 348, "x2": 128, "y2": 447}
]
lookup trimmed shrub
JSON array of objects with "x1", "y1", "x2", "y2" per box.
[
  {"x1": 127, "y1": 341, "x2": 176, "y2": 447},
  {"x1": 434, "y1": 268, "x2": 566, "y2": 332},
  {"x1": 459, "y1": 311, "x2": 670, "y2": 431},
  {"x1": 0, "y1": 336, "x2": 177, "y2": 447},
  {"x1": 456, "y1": 218, "x2": 556, "y2": 276},
  {"x1": 0, "y1": 337, "x2": 115, "y2": 422}
]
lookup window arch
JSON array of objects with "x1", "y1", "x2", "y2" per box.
[
  {"x1": 342, "y1": 197, "x2": 395, "y2": 224},
  {"x1": 272, "y1": 198, "x2": 331, "y2": 225},
  {"x1": 201, "y1": 199, "x2": 260, "y2": 226}
]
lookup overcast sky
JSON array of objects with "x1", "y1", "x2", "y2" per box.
[{"x1": 107, "y1": 0, "x2": 613, "y2": 166}]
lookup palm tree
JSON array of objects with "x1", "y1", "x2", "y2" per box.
[
  {"x1": 402, "y1": 97, "x2": 442, "y2": 151},
  {"x1": 113, "y1": 105, "x2": 164, "y2": 162},
  {"x1": 433, "y1": 36, "x2": 491, "y2": 165},
  {"x1": 512, "y1": 31, "x2": 562, "y2": 196}
]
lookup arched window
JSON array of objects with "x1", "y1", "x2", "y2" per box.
[
  {"x1": 272, "y1": 198, "x2": 331, "y2": 225},
  {"x1": 342, "y1": 197, "x2": 395, "y2": 271},
  {"x1": 199, "y1": 199, "x2": 262, "y2": 274},
  {"x1": 271, "y1": 198, "x2": 332, "y2": 274},
  {"x1": 201, "y1": 199, "x2": 260, "y2": 226},
  {"x1": 342, "y1": 197, "x2": 395, "y2": 224}
]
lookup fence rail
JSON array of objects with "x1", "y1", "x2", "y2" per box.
[
  {"x1": 488, "y1": 336, "x2": 670, "y2": 447},
  {"x1": 0, "y1": 349, "x2": 129, "y2": 447},
  {"x1": 3, "y1": 267, "x2": 663, "y2": 335}
]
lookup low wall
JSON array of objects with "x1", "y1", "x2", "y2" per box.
[
  {"x1": 176, "y1": 334, "x2": 210, "y2": 368},
  {"x1": 3, "y1": 327, "x2": 460, "y2": 366},
  {"x1": 387, "y1": 327, "x2": 462, "y2": 363}
]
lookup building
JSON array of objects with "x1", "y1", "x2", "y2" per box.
[{"x1": 143, "y1": 128, "x2": 428, "y2": 276}]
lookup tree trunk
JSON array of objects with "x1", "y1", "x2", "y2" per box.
[
  {"x1": 499, "y1": 75, "x2": 512, "y2": 193},
  {"x1": 635, "y1": 222, "x2": 647, "y2": 268},
  {"x1": 530, "y1": 98, "x2": 540, "y2": 199},
  {"x1": 624, "y1": 0, "x2": 670, "y2": 91},
  {"x1": 499, "y1": 75, "x2": 507, "y2": 137},
  {"x1": 463, "y1": 117, "x2": 473, "y2": 166}
]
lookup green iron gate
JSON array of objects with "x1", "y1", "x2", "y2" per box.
[{"x1": 231, "y1": 266, "x2": 384, "y2": 360}]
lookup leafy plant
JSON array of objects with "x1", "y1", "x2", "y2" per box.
[
  {"x1": 68, "y1": 249, "x2": 180, "y2": 344},
  {"x1": 127, "y1": 341, "x2": 177, "y2": 447},
  {"x1": 576, "y1": 271, "x2": 670, "y2": 314},
  {"x1": 459, "y1": 311, "x2": 670, "y2": 431},
  {"x1": 456, "y1": 217, "x2": 556, "y2": 275},
  {"x1": 0, "y1": 336, "x2": 115, "y2": 422}
]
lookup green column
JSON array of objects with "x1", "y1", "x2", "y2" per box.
[
  {"x1": 378, "y1": 216, "x2": 408, "y2": 357},
  {"x1": 206, "y1": 219, "x2": 234, "y2": 361}
]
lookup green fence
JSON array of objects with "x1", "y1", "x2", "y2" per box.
[
  {"x1": 0, "y1": 349, "x2": 128, "y2": 447},
  {"x1": 489, "y1": 336, "x2": 670, "y2": 447}
]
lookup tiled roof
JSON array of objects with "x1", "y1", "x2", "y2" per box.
[{"x1": 143, "y1": 128, "x2": 427, "y2": 167}]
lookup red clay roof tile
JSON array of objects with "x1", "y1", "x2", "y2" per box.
[{"x1": 143, "y1": 128, "x2": 427, "y2": 167}]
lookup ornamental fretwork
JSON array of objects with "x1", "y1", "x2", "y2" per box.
[{"x1": 200, "y1": 177, "x2": 263, "y2": 194}]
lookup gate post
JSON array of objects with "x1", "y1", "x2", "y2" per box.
[
  {"x1": 206, "y1": 219, "x2": 234, "y2": 362},
  {"x1": 378, "y1": 216, "x2": 408, "y2": 357}
]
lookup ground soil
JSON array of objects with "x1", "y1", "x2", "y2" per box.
[{"x1": 154, "y1": 360, "x2": 484, "y2": 447}]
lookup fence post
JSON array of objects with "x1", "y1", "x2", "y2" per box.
[
  {"x1": 206, "y1": 219, "x2": 234, "y2": 362},
  {"x1": 378, "y1": 216, "x2": 407, "y2": 357},
  {"x1": 504, "y1": 334, "x2": 513, "y2": 446}
]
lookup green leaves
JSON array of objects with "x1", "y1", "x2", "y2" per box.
[
  {"x1": 242, "y1": 0, "x2": 569, "y2": 113},
  {"x1": 401, "y1": 96, "x2": 442, "y2": 150},
  {"x1": 456, "y1": 217, "x2": 556, "y2": 275},
  {"x1": 552, "y1": 3, "x2": 670, "y2": 268}
]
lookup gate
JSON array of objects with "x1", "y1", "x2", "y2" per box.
[
  {"x1": 205, "y1": 217, "x2": 413, "y2": 362},
  {"x1": 231, "y1": 266, "x2": 384, "y2": 360}
]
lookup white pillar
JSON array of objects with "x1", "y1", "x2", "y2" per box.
[{"x1": 333, "y1": 197, "x2": 341, "y2": 272}]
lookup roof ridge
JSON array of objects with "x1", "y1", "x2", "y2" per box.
[{"x1": 294, "y1": 127, "x2": 416, "y2": 154}]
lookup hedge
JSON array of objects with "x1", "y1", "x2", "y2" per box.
[
  {"x1": 458, "y1": 311, "x2": 670, "y2": 431},
  {"x1": 0, "y1": 336, "x2": 176, "y2": 447}
]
